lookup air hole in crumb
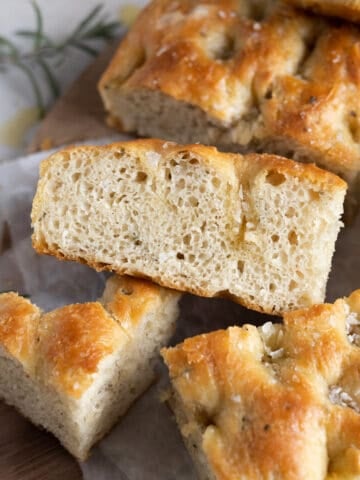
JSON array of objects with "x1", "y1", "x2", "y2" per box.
[
  {"x1": 177, "y1": 252, "x2": 185, "y2": 260},
  {"x1": 212, "y1": 177, "x2": 221, "y2": 188},
  {"x1": 189, "y1": 196, "x2": 199, "y2": 207},
  {"x1": 209, "y1": 34, "x2": 236, "y2": 61},
  {"x1": 183, "y1": 234, "x2": 191, "y2": 245},
  {"x1": 289, "y1": 280, "x2": 298, "y2": 291},
  {"x1": 238, "y1": 260, "x2": 245, "y2": 273},
  {"x1": 165, "y1": 169, "x2": 172, "y2": 181},
  {"x1": 286, "y1": 207, "x2": 296, "y2": 218},
  {"x1": 266, "y1": 171, "x2": 286, "y2": 186},
  {"x1": 72, "y1": 172, "x2": 81, "y2": 182},
  {"x1": 177, "y1": 178, "x2": 186, "y2": 189},
  {"x1": 189, "y1": 158, "x2": 199, "y2": 165},
  {"x1": 134, "y1": 239, "x2": 142, "y2": 246},
  {"x1": 264, "y1": 88, "x2": 273, "y2": 100},
  {"x1": 136, "y1": 171, "x2": 148, "y2": 182},
  {"x1": 179, "y1": 151, "x2": 191, "y2": 160},
  {"x1": 269, "y1": 283, "x2": 276, "y2": 292},
  {"x1": 309, "y1": 189, "x2": 321, "y2": 201},
  {"x1": 195, "y1": 409, "x2": 215, "y2": 431},
  {"x1": 288, "y1": 230, "x2": 298, "y2": 245},
  {"x1": 271, "y1": 234, "x2": 279, "y2": 243}
]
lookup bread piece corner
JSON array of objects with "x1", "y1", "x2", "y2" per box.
[
  {"x1": 0, "y1": 276, "x2": 180, "y2": 460},
  {"x1": 162, "y1": 289, "x2": 360, "y2": 479}
]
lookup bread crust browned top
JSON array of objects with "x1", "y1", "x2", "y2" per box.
[
  {"x1": 162, "y1": 290, "x2": 360, "y2": 479},
  {"x1": 99, "y1": 0, "x2": 360, "y2": 218},
  {"x1": 0, "y1": 276, "x2": 171, "y2": 399},
  {"x1": 286, "y1": 0, "x2": 360, "y2": 23}
]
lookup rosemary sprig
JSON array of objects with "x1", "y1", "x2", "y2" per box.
[{"x1": 0, "y1": 1, "x2": 120, "y2": 118}]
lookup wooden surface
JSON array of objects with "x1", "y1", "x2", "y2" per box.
[
  {"x1": 2, "y1": 42, "x2": 121, "y2": 480},
  {"x1": 0, "y1": 403, "x2": 82, "y2": 479}
]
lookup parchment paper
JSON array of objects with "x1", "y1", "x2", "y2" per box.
[{"x1": 0, "y1": 140, "x2": 359, "y2": 479}]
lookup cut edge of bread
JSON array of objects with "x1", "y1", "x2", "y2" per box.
[
  {"x1": 0, "y1": 279, "x2": 180, "y2": 460},
  {"x1": 31, "y1": 140, "x2": 346, "y2": 315}
]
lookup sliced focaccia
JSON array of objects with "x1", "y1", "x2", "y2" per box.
[
  {"x1": 0, "y1": 275, "x2": 180, "y2": 460},
  {"x1": 31, "y1": 139, "x2": 346, "y2": 314},
  {"x1": 162, "y1": 290, "x2": 360, "y2": 480}
]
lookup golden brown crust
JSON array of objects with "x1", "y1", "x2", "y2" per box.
[
  {"x1": 0, "y1": 275, "x2": 177, "y2": 399},
  {"x1": 100, "y1": 275, "x2": 165, "y2": 333},
  {"x1": 286, "y1": 0, "x2": 360, "y2": 23},
  {"x1": 0, "y1": 293, "x2": 41, "y2": 369},
  {"x1": 99, "y1": 0, "x2": 360, "y2": 185},
  {"x1": 37, "y1": 303, "x2": 126, "y2": 398},
  {"x1": 162, "y1": 289, "x2": 360, "y2": 479}
]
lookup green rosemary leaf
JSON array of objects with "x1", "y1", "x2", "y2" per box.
[
  {"x1": 31, "y1": 0, "x2": 43, "y2": 50},
  {"x1": 81, "y1": 21, "x2": 119, "y2": 40},
  {"x1": 0, "y1": 36, "x2": 19, "y2": 57},
  {"x1": 71, "y1": 41, "x2": 99, "y2": 57},
  {"x1": 67, "y1": 4, "x2": 103, "y2": 41},
  {"x1": 37, "y1": 58, "x2": 60, "y2": 98},
  {"x1": 15, "y1": 29, "x2": 53, "y2": 47},
  {"x1": 0, "y1": 3, "x2": 120, "y2": 113}
]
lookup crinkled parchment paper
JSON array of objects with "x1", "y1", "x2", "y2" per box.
[{"x1": 0, "y1": 139, "x2": 359, "y2": 479}]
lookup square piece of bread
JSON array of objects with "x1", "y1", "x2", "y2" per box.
[
  {"x1": 286, "y1": 0, "x2": 360, "y2": 23},
  {"x1": 31, "y1": 139, "x2": 346, "y2": 314},
  {"x1": 0, "y1": 275, "x2": 180, "y2": 460},
  {"x1": 99, "y1": 0, "x2": 360, "y2": 219},
  {"x1": 162, "y1": 289, "x2": 360, "y2": 480}
]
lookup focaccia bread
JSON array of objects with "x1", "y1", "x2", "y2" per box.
[
  {"x1": 31, "y1": 139, "x2": 346, "y2": 315},
  {"x1": 99, "y1": 0, "x2": 360, "y2": 219},
  {"x1": 0, "y1": 275, "x2": 180, "y2": 460},
  {"x1": 162, "y1": 289, "x2": 360, "y2": 480},
  {"x1": 286, "y1": 0, "x2": 360, "y2": 23}
]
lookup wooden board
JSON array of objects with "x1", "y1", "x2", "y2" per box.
[
  {"x1": 2, "y1": 43, "x2": 120, "y2": 480},
  {"x1": 0, "y1": 403, "x2": 82, "y2": 479}
]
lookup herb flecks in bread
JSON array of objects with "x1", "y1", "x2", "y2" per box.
[{"x1": 31, "y1": 139, "x2": 346, "y2": 315}]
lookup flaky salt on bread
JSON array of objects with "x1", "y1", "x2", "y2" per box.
[
  {"x1": 99, "y1": 0, "x2": 360, "y2": 219},
  {"x1": 286, "y1": 0, "x2": 360, "y2": 23},
  {"x1": 31, "y1": 139, "x2": 346, "y2": 314},
  {"x1": 0, "y1": 275, "x2": 180, "y2": 460},
  {"x1": 162, "y1": 290, "x2": 360, "y2": 480}
]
